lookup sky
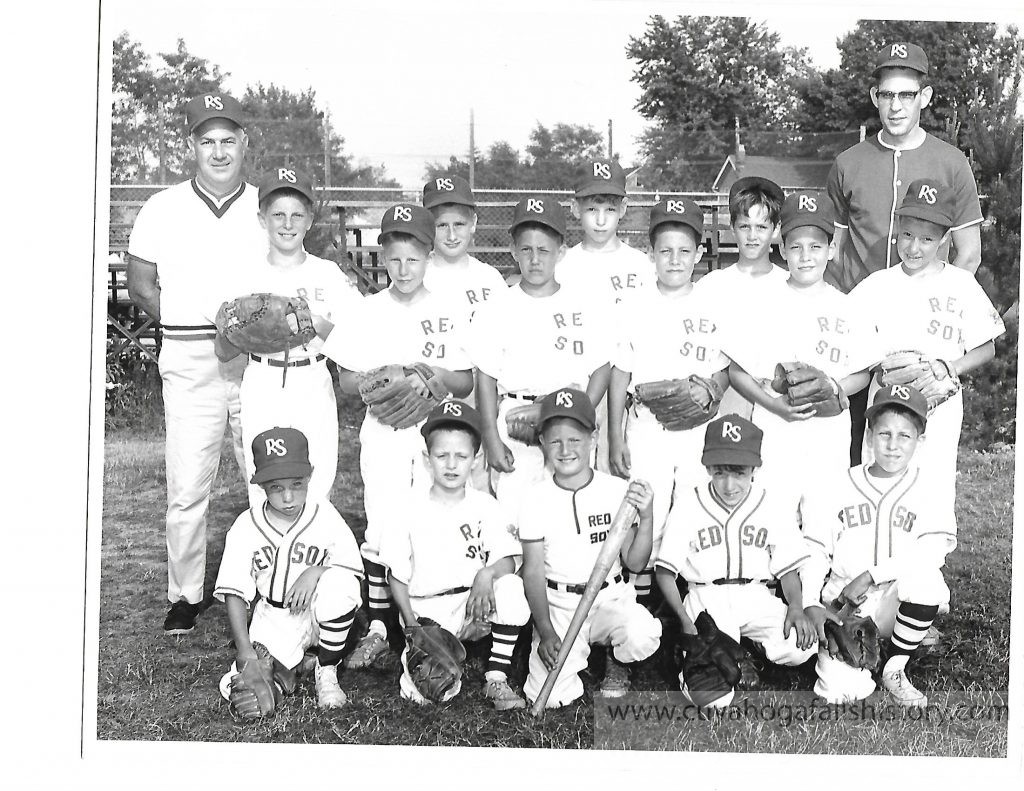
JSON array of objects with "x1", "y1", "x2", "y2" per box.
[{"x1": 101, "y1": 0, "x2": 875, "y2": 187}]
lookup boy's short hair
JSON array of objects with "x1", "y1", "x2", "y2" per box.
[
  {"x1": 511, "y1": 221, "x2": 564, "y2": 247},
  {"x1": 424, "y1": 423, "x2": 482, "y2": 455},
  {"x1": 867, "y1": 404, "x2": 926, "y2": 436},
  {"x1": 379, "y1": 231, "x2": 433, "y2": 254},
  {"x1": 258, "y1": 187, "x2": 314, "y2": 215},
  {"x1": 649, "y1": 221, "x2": 701, "y2": 249},
  {"x1": 728, "y1": 176, "x2": 784, "y2": 227},
  {"x1": 576, "y1": 193, "x2": 625, "y2": 206}
]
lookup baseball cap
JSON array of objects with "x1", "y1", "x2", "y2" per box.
[
  {"x1": 873, "y1": 42, "x2": 929, "y2": 77},
  {"x1": 422, "y1": 175, "x2": 475, "y2": 209},
  {"x1": 895, "y1": 179, "x2": 954, "y2": 228},
  {"x1": 574, "y1": 159, "x2": 627, "y2": 198},
  {"x1": 649, "y1": 198, "x2": 705, "y2": 240},
  {"x1": 537, "y1": 387, "x2": 597, "y2": 433},
  {"x1": 378, "y1": 203, "x2": 435, "y2": 246},
  {"x1": 250, "y1": 427, "x2": 313, "y2": 485},
  {"x1": 509, "y1": 196, "x2": 567, "y2": 238},
  {"x1": 701, "y1": 414, "x2": 763, "y2": 468},
  {"x1": 258, "y1": 168, "x2": 316, "y2": 205},
  {"x1": 728, "y1": 176, "x2": 785, "y2": 209},
  {"x1": 185, "y1": 92, "x2": 246, "y2": 133},
  {"x1": 420, "y1": 400, "x2": 484, "y2": 442},
  {"x1": 865, "y1": 384, "x2": 929, "y2": 428},
  {"x1": 780, "y1": 190, "x2": 835, "y2": 238}
]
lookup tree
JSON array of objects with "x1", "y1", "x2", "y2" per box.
[{"x1": 523, "y1": 123, "x2": 606, "y2": 188}]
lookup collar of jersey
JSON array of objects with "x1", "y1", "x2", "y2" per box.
[
  {"x1": 191, "y1": 178, "x2": 247, "y2": 218},
  {"x1": 552, "y1": 468, "x2": 595, "y2": 492},
  {"x1": 875, "y1": 129, "x2": 927, "y2": 153},
  {"x1": 707, "y1": 480, "x2": 753, "y2": 513}
]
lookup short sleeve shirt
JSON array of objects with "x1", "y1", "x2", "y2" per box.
[
  {"x1": 423, "y1": 255, "x2": 509, "y2": 325},
  {"x1": 556, "y1": 242, "x2": 654, "y2": 306}
]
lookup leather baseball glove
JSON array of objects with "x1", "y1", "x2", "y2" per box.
[
  {"x1": 215, "y1": 293, "x2": 316, "y2": 355},
  {"x1": 505, "y1": 402, "x2": 543, "y2": 446},
  {"x1": 823, "y1": 599, "x2": 881, "y2": 671},
  {"x1": 229, "y1": 646, "x2": 285, "y2": 720},
  {"x1": 879, "y1": 350, "x2": 961, "y2": 412},
  {"x1": 678, "y1": 611, "x2": 746, "y2": 708},
  {"x1": 358, "y1": 363, "x2": 451, "y2": 429},
  {"x1": 772, "y1": 361, "x2": 849, "y2": 417},
  {"x1": 403, "y1": 617, "x2": 466, "y2": 704},
  {"x1": 633, "y1": 375, "x2": 725, "y2": 431}
]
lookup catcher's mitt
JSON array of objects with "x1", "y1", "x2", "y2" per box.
[
  {"x1": 772, "y1": 361, "x2": 849, "y2": 417},
  {"x1": 823, "y1": 599, "x2": 881, "y2": 671},
  {"x1": 229, "y1": 646, "x2": 285, "y2": 720},
  {"x1": 215, "y1": 293, "x2": 316, "y2": 355},
  {"x1": 879, "y1": 350, "x2": 960, "y2": 412},
  {"x1": 634, "y1": 375, "x2": 724, "y2": 431},
  {"x1": 505, "y1": 402, "x2": 543, "y2": 446},
  {"x1": 403, "y1": 617, "x2": 466, "y2": 704},
  {"x1": 358, "y1": 363, "x2": 451, "y2": 429},
  {"x1": 678, "y1": 611, "x2": 747, "y2": 708}
]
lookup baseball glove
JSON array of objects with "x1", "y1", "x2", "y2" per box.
[
  {"x1": 403, "y1": 617, "x2": 466, "y2": 704},
  {"x1": 634, "y1": 375, "x2": 725, "y2": 431},
  {"x1": 772, "y1": 361, "x2": 849, "y2": 418},
  {"x1": 215, "y1": 293, "x2": 316, "y2": 355},
  {"x1": 358, "y1": 363, "x2": 451, "y2": 429},
  {"x1": 229, "y1": 647, "x2": 285, "y2": 720},
  {"x1": 505, "y1": 402, "x2": 543, "y2": 446},
  {"x1": 879, "y1": 350, "x2": 961, "y2": 412},
  {"x1": 823, "y1": 599, "x2": 881, "y2": 671},
  {"x1": 678, "y1": 611, "x2": 747, "y2": 708}
]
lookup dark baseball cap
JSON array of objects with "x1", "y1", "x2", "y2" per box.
[
  {"x1": 422, "y1": 175, "x2": 475, "y2": 209},
  {"x1": 420, "y1": 400, "x2": 483, "y2": 442},
  {"x1": 729, "y1": 176, "x2": 785, "y2": 209},
  {"x1": 258, "y1": 168, "x2": 316, "y2": 205},
  {"x1": 895, "y1": 179, "x2": 954, "y2": 228},
  {"x1": 873, "y1": 42, "x2": 929, "y2": 77},
  {"x1": 649, "y1": 198, "x2": 705, "y2": 240},
  {"x1": 509, "y1": 196, "x2": 567, "y2": 238},
  {"x1": 185, "y1": 92, "x2": 246, "y2": 133},
  {"x1": 251, "y1": 427, "x2": 313, "y2": 485},
  {"x1": 574, "y1": 159, "x2": 627, "y2": 198},
  {"x1": 701, "y1": 414, "x2": 763, "y2": 468},
  {"x1": 378, "y1": 203, "x2": 435, "y2": 246},
  {"x1": 780, "y1": 190, "x2": 835, "y2": 238},
  {"x1": 865, "y1": 384, "x2": 929, "y2": 428},
  {"x1": 537, "y1": 387, "x2": 596, "y2": 433}
]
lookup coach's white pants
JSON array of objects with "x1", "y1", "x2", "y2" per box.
[
  {"x1": 159, "y1": 338, "x2": 246, "y2": 605},
  {"x1": 524, "y1": 582, "x2": 662, "y2": 710},
  {"x1": 240, "y1": 358, "x2": 338, "y2": 506}
]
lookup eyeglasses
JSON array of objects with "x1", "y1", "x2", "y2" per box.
[{"x1": 876, "y1": 90, "x2": 921, "y2": 103}]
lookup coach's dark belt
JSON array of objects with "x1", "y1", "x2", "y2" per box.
[
  {"x1": 708, "y1": 577, "x2": 765, "y2": 585},
  {"x1": 264, "y1": 597, "x2": 288, "y2": 608},
  {"x1": 504, "y1": 392, "x2": 539, "y2": 401},
  {"x1": 249, "y1": 353, "x2": 325, "y2": 368},
  {"x1": 412, "y1": 585, "x2": 471, "y2": 598},
  {"x1": 547, "y1": 574, "x2": 623, "y2": 595}
]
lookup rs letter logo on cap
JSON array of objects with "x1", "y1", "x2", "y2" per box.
[
  {"x1": 891, "y1": 385, "x2": 912, "y2": 400},
  {"x1": 666, "y1": 200, "x2": 686, "y2": 214},
  {"x1": 442, "y1": 402, "x2": 462, "y2": 416},
  {"x1": 593, "y1": 162, "x2": 611, "y2": 179},
  {"x1": 277, "y1": 168, "x2": 297, "y2": 183},
  {"x1": 527, "y1": 198, "x2": 545, "y2": 214},
  {"x1": 891, "y1": 43, "x2": 908, "y2": 58},
  {"x1": 798, "y1": 195, "x2": 818, "y2": 212},
  {"x1": 556, "y1": 390, "x2": 574, "y2": 407},
  {"x1": 203, "y1": 95, "x2": 224, "y2": 110},
  {"x1": 265, "y1": 437, "x2": 288, "y2": 456},
  {"x1": 917, "y1": 184, "x2": 937, "y2": 205},
  {"x1": 394, "y1": 206, "x2": 413, "y2": 222},
  {"x1": 436, "y1": 177, "x2": 454, "y2": 191},
  {"x1": 721, "y1": 421, "x2": 743, "y2": 442}
]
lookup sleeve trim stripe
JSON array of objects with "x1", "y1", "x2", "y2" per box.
[
  {"x1": 774, "y1": 555, "x2": 810, "y2": 577},
  {"x1": 654, "y1": 560, "x2": 679, "y2": 576},
  {"x1": 949, "y1": 218, "x2": 983, "y2": 231},
  {"x1": 805, "y1": 537, "x2": 828, "y2": 550},
  {"x1": 833, "y1": 222, "x2": 849, "y2": 230}
]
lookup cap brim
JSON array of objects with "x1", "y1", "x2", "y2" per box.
[
  {"x1": 781, "y1": 216, "x2": 835, "y2": 238},
  {"x1": 872, "y1": 61, "x2": 928, "y2": 77},
  {"x1": 423, "y1": 194, "x2": 476, "y2": 209},
  {"x1": 895, "y1": 205, "x2": 951, "y2": 228},
  {"x1": 701, "y1": 448, "x2": 762, "y2": 467},
  {"x1": 378, "y1": 228, "x2": 434, "y2": 246},
  {"x1": 509, "y1": 218, "x2": 565, "y2": 238},
  {"x1": 538, "y1": 413, "x2": 596, "y2": 433},
  {"x1": 259, "y1": 185, "x2": 316, "y2": 205},
  {"x1": 574, "y1": 183, "x2": 627, "y2": 198},
  {"x1": 865, "y1": 401, "x2": 928, "y2": 427},
  {"x1": 189, "y1": 112, "x2": 246, "y2": 133},
  {"x1": 251, "y1": 461, "x2": 313, "y2": 485},
  {"x1": 651, "y1": 216, "x2": 704, "y2": 238}
]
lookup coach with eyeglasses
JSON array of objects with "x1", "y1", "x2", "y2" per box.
[{"x1": 824, "y1": 41, "x2": 984, "y2": 463}]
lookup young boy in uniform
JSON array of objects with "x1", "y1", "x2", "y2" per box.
[
  {"x1": 701, "y1": 177, "x2": 789, "y2": 419},
  {"x1": 519, "y1": 388, "x2": 661, "y2": 708},
  {"x1": 216, "y1": 168, "x2": 362, "y2": 506},
  {"x1": 214, "y1": 427, "x2": 363, "y2": 711},
  {"x1": 378, "y1": 401, "x2": 531, "y2": 709},
  {"x1": 607, "y1": 198, "x2": 729, "y2": 607},
  {"x1": 317, "y1": 203, "x2": 474, "y2": 669},
  {"x1": 851, "y1": 180, "x2": 1004, "y2": 521},
  {"x1": 801, "y1": 385, "x2": 957, "y2": 706},
  {"x1": 466, "y1": 197, "x2": 611, "y2": 509},
  {"x1": 724, "y1": 191, "x2": 876, "y2": 518},
  {"x1": 655, "y1": 414, "x2": 817, "y2": 708}
]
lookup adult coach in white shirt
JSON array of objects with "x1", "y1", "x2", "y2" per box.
[{"x1": 127, "y1": 92, "x2": 267, "y2": 635}]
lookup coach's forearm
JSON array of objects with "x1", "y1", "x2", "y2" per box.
[
  {"x1": 950, "y1": 225, "x2": 982, "y2": 275},
  {"x1": 126, "y1": 255, "x2": 161, "y2": 321},
  {"x1": 952, "y1": 341, "x2": 995, "y2": 377}
]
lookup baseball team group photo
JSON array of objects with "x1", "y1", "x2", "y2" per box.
[{"x1": 97, "y1": 4, "x2": 1019, "y2": 756}]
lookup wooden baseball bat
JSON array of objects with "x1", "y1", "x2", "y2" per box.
[{"x1": 530, "y1": 495, "x2": 639, "y2": 717}]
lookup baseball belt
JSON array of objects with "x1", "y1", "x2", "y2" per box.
[
  {"x1": 546, "y1": 574, "x2": 623, "y2": 595},
  {"x1": 249, "y1": 353, "x2": 326, "y2": 368},
  {"x1": 691, "y1": 577, "x2": 770, "y2": 586},
  {"x1": 411, "y1": 585, "x2": 471, "y2": 598},
  {"x1": 504, "y1": 392, "x2": 539, "y2": 401}
]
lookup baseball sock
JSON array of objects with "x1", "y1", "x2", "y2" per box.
[
  {"x1": 487, "y1": 624, "x2": 521, "y2": 674},
  {"x1": 888, "y1": 601, "x2": 939, "y2": 659},
  {"x1": 632, "y1": 569, "x2": 654, "y2": 609},
  {"x1": 318, "y1": 608, "x2": 356, "y2": 667},
  {"x1": 365, "y1": 559, "x2": 391, "y2": 630}
]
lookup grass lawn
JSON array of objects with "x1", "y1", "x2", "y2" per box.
[{"x1": 96, "y1": 395, "x2": 1013, "y2": 753}]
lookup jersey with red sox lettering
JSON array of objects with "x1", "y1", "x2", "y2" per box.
[
  {"x1": 424, "y1": 257, "x2": 508, "y2": 325},
  {"x1": 612, "y1": 278, "x2": 729, "y2": 553},
  {"x1": 321, "y1": 289, "x2": 471, "y2": 562},
  {"x1": 556, "y1": 241, "x2": 653, "y2": 306},
  {"x1": 850, "y1": 262, "x2": 1004, "y2": 518},
  {"x1": 238, "y1": 253, "x2": 362, "y2": 505}
]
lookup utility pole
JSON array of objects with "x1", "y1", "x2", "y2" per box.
[
  {"x1": 323, "y1": 113, "x2": 332, "y2": 188},
  {"x1": 469, "y1": 108, "x2": 475, "y2": 188},
  {"x1": 607, "y1": 119, "x2": 613, "y2": 158}
]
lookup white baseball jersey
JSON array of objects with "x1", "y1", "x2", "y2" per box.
[
  {"x1": 466, "y1": 285, "x2": 612, "y2": 395},
  {"x1": 800, "y1": 464, "x2": 958, "y2": 610},
  {"x1": 213, "y1": 500, "x2": 363, "y2": 606},
  {"x1": 128, "y1": 180, "x2": 267, "y2": 338},
  {"x1": 656, "y1": 481, "x2": 809, "y2": 584},
  {"x1": 517, "y1": 471, "x2": 638, "y2": 585},
  {"x1": 423, "y1": 255, "x2": 508, "y2": 325},
  {"x1": 556, "y1": 241, "x2": 654, "y2": 306},
  {"x1": 379, "y1": 488, "x2": 522, "y2": 597}
]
